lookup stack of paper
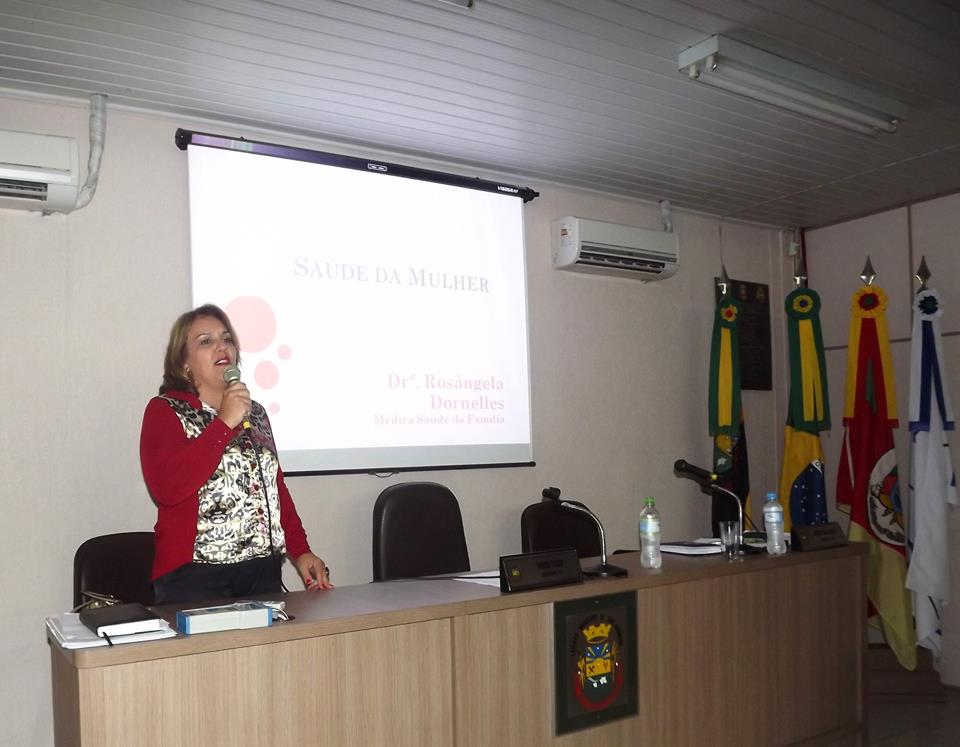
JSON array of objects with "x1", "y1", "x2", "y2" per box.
[
  {"x1": 46, "y1": 613, "x2": 176, "y2": 649},
  {"x1": 660, "y1": 540, "x2": 723, "y2": 555}
]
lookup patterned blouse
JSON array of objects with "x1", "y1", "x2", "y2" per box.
[{"x1": 161, "y1": 396, "x2": 287, "y2": 564}]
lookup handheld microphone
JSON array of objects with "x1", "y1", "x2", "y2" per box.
[
  {"x1": 222, "y1": 365, "x2": 251, "y2": 430},
  {"x1": 673, "y1": 459, "x2": 717, "y2": 485},
  {"x1": 223, "y1": 364, "x2": 274, "y2": 552}
]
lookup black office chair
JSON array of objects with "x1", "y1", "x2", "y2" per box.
[
  {"x1": 520, "y1": 500, "x2": 603, "y2": 559},
  {"x1": 372, "y1": 482, "x2": 470, "y2": 581},
  {"x1": 73, "y1": 531, "x2": 155, "y2": 608}
]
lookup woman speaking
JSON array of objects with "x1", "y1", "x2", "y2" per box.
[{"x1": 140, "y1": 304, "x2": 331, "y2": 604}]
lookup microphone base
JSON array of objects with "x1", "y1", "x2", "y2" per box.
[{"x1": 582, "y1": 563, "x2": 628, "y2": 578}]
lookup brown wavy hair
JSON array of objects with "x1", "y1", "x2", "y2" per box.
[{"x1": 159, "y1": 304, "x2": 241, "y2": 394}]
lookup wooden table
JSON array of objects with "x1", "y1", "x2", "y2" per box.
[{"x1": 51, "y1": 544, "x2": 866, "y2": 746}]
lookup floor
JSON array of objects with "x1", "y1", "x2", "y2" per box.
[{"x1": 867, "y1": 688, "x2": 960, "y2": 745}]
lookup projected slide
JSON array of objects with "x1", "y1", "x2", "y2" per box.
[{"x1": 187, "y1": 143, "x2": 533, "y2": 473}]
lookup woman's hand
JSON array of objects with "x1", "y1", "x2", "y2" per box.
[
  {"x1": 294, "y1": 552, "x2": 333, "y2": 591},
  {"x1": 218, "y1": 382, "x2": 251, "y2": 429}
]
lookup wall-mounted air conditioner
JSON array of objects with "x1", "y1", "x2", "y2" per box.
[
  {"x1": 0, "y1": 129, "x2": 80, "y2": 213},
  {"x1": 551, "y1": 216, "x2": 679, "y2": 280}
]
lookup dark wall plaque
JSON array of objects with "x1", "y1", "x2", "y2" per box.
[{"x1": 715, "y1": 278, "x2": 772, "y2": 391}]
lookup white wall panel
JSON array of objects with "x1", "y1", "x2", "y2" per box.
[{"x1": 0, "y1": 92, "x2": 785, "y2": 746}]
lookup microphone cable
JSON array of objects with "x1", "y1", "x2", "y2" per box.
[
  {"x1": 224, "y1": 368, "x2": 282, "y2": 584},
  {"x1": 246, "y1": 426, "x2": 292, "y2": 593},
  {"x1": 244, "y1": 425, "x2": 277, "y2": 558},
  {"x1": 742, "y1": 510, "x2": 761, "y2": 532}
]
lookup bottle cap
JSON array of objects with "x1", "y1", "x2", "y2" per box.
[
  {"x1": 766, "y1": 492, "x2": 777, "y2": 501},
  {"x1": 644, "y1": 496, "x2": 655, "y2": 506}
]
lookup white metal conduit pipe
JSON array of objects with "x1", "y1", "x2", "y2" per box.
[{"x1": 74, "y1": 93, "x2": 107, "y2": 211}]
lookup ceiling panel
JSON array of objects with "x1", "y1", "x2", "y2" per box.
[{"x1": 1, "y1": 0, "x2": 958, "y2": 227}]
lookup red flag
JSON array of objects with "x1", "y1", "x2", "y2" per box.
[{"x1": 836, "y1": 285, "x2": 915, "y2": 670}]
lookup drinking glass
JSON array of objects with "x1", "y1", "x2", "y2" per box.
[{"x1": 718, "y1": 520, "x2": 740, "y2": 560}]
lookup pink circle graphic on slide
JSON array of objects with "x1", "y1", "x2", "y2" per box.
[
  {"x1": 269, "y1": 403, "x2": 280, "y2": 415},
  {"x1": 277, "y1": 344, "x2": 292, "y2": 360},
  {"x1": 225, "y1": 296, "x2": 276, "y2": 353},
  {"x1": 255, "y1": 361, "x2": 280, "y2": 389}
]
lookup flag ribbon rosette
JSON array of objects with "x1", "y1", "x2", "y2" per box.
[
  {"x1": 778, "y1": 289, "x2": 829, "y2": 530},
  {"x1": 837, "y1": 284, "x2": 916, "y2": 670},
  {"x1": 785, "y1": 289, "x2": 830, "y2": 432},
  {"x1": 709, "y1": 297, "x2": 741, "y2": 438},
  {"x1": 905, "y1": 288, "x2": 958, "y2": 657},
  {"x1": 908, "y1": 289, "x2": 955, "y2": 433},
  {"x1": 841, "y1": 287, "x2": 897, "y2": 427}
]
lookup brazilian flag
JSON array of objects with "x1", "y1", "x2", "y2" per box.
[
  {"x1": 709, "y1": 296, "x2": 750, "y2": 533},
  {"x1": 778, "y1": 288, "x2": 830, "y2": 531},
  {"x1": 713, "y1": 414, "x2": 751, "y2": 536}
]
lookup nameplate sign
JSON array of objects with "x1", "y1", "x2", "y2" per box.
[
  {"x1": 499, "y1": 548, "x2": 583, "y2": 593},
  {"x1": 791, "y1": 522, "x2": 848, "y2": 552}
]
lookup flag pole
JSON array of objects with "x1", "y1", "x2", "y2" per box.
[
  {"x1": 914, "y1": 256, "x2": 930, "y2": 291},
  {"x1": 716, "y1": 263, "x2": 730, "y2": 297},
  {"x1": 790, "y1": 228, "x2": 807, "y2": 289}
]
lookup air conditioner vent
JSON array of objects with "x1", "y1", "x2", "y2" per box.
[
  {"x1": 579, "y1": 243, "x2": 671, "y2": 274},
  {"x1": 0, "y1": 129, "x2": 79, "y2": 212},
  {"x1": 0, "y1": 178, "x2": 47, "y2": 201}
]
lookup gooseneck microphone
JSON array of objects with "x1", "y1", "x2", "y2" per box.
[
  {"x1": 673, "y1": 459, "x2": 717, "y2": 486},
  {"x1": 673, "y1": 458, "x2": 744, "y2": 550},
  {"x1": 222, "y1": 364, "x2": 251, "y2": 430},
  {"x1": 541, "y1": 487, "x2": 627, "y2": 578}
]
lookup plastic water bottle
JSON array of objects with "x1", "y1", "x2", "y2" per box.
[
  {"x1": 763, "y1": 492, "x2": 787, "y2": 556},
  {"x1": 639, "y1": 496, "x2": 662, "y2": 569}
]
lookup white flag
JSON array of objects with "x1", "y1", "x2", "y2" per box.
[{"x1": 905, "y1": 288, "x2": 958, "y2": 658}]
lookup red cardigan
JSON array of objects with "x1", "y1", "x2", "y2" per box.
[{"x1": 139, "y1": 390, "x2": 311, "y2": 580}]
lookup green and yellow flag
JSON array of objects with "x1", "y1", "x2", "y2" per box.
[
  {"x1": 778, "y1": 288, "x2": 830, "y2": 532},
  {"x1": 709, "y1": 296, "x2": 750, "y2": 531},
  {"x1": 709, "y1": 297, "x2": 741, "y2": 439}
]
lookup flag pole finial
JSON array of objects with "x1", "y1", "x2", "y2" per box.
[
  {"x1": 860, "y1": 257, "x2": 876, "y2": 286},
  {"x1": 915, "y1": 256, "x2": 931, "y2": 291},
  {"x1": 787, "y1": 227, "x2": 807, "y2": 288},
  {"x1": 791, "y1": 236, "x2": 807, "y2": 288},
  {"x1": 717, "y1": 264, "x2": 730, "y2": 297}
]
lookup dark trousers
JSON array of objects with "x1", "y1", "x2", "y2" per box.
[{"x1": 153, "y1": 555, "x2": 282, "y2": 605}]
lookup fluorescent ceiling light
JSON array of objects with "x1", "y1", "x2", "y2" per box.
[{"x1": 678, "y1": 36, "x2": 908, "y2": 136}]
